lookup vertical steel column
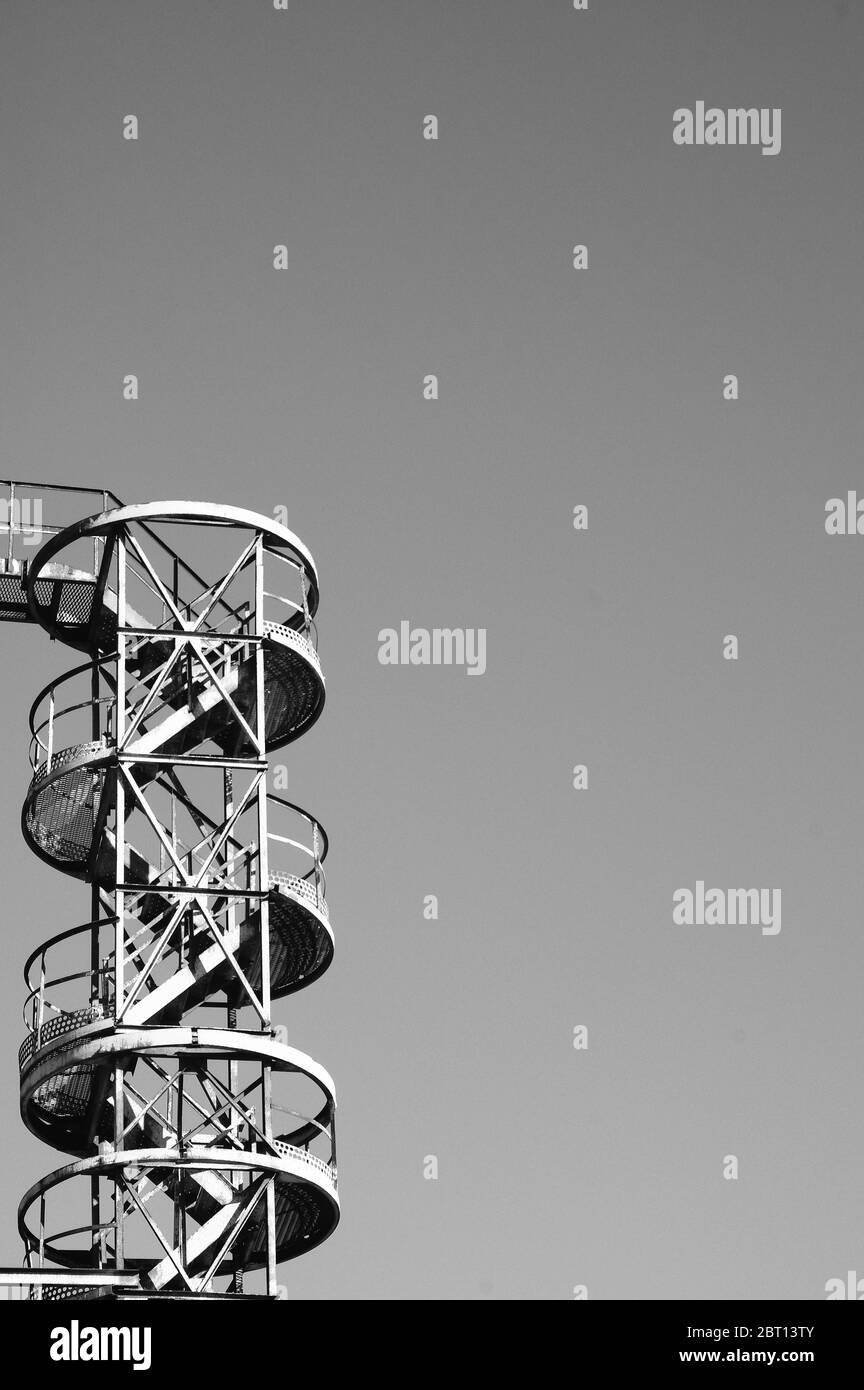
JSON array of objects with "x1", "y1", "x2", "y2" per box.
[
  {"x1": 113, "y1": 529, "x2": 127, "y2": 1274},
  {"x1": 253, "y1": 531, "x2": 278, "y2": 1295}
]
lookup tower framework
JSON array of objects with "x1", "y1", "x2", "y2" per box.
[{"x1": 0, "y1": 485, "x2": 338, "y2": 1299}]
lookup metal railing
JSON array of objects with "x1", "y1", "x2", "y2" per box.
[
  {"x1": 266, "y1": 794, "x2": 328, "y2": 914},
  {"x1": 20, "y1": 793, "x2": 329, "y2": 1057}
]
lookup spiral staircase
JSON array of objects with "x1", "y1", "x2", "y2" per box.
[{"x1": 0, "y1": 486, "x2": 339, "y2": 1300}]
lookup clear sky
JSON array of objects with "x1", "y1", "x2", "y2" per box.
[{"x1": 0, "y1": 0, "x2": 862, "y2": 1299}]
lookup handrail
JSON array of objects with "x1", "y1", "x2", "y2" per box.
[
  {"x1": 28, "y1": 657, "x2": 115, "y2": 744},
  {"x1": 22, "y1": 918, "x2": 118, "y2": 989},
  {"x1": 0, "y1": 481, "x2": 121, "y2": 502},
  {"x1": 267, "y1": 794, "x2": 329, "y2": 861},
  {"x1": 22, "y1": 918, "x2": 117, "y2": 1037}
]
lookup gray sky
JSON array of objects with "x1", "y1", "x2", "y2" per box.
[{"x1": 0, "y1": 0, "x2": 862, "y2": 1299}]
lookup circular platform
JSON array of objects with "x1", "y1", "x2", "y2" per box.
[
  {"x1": 24, "y1": 502, "x2": 326, "y2": 750},
  {"x1": 18, "y1": 1031, "x2": 339, "y2": 1284}
]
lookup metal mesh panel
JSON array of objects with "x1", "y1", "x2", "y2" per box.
[
  {"x1": 272, "y1": 1140, "x2": 337, "y2": 1191},
  {"x1": 263, "y1": 638, "x2": 324, "y2": 747},
  {"x1": 30, "y1": 1285, "x2": 106, "y2": 1302},
  {"x1": 56, "y1": 580, "x2": 96, "y2": 625},
  {"x1": 270, "y1": 870, "x2": 329, "y2": 920},
  {"x1": 0, "y1": 573, "x2": 29, "y2": 621},
  {"x1": 26, "y1": 758, "x2": 103, "y2": 864},
  {"x1": 33, "y1": 1063, "x2": 96, "y2": 1121},
  {"x1": 19, "y1": 1006, "x2": 101, "y2": 1071},
  {"x1": 266, "y1": 887, "x2": 333, "y2": 997}
]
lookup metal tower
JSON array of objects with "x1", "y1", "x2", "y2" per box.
[{"x1": 0, "y1": 484, "x2": 338, "y2": 1300}]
